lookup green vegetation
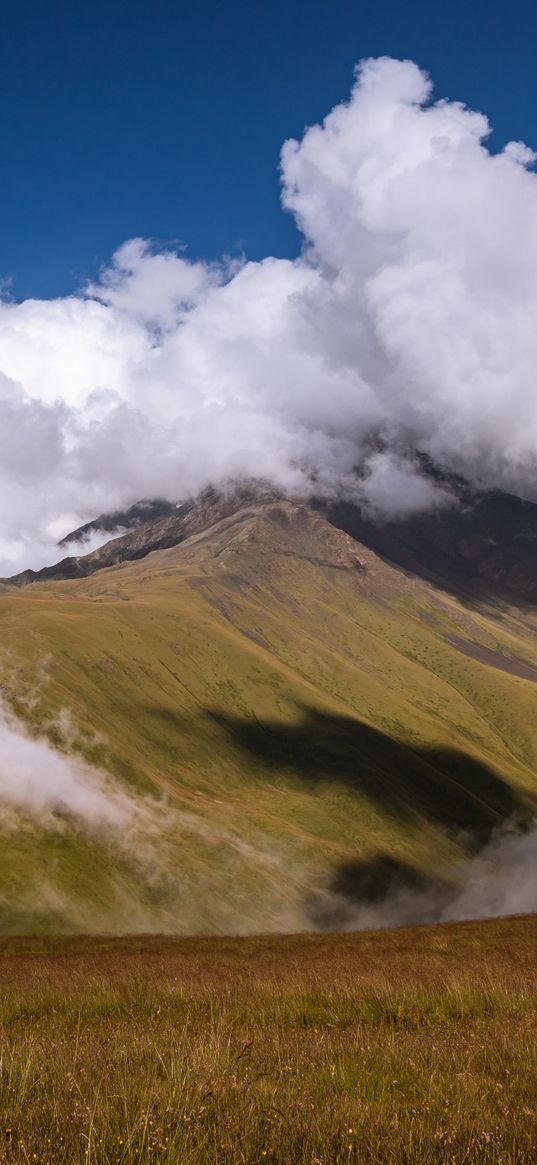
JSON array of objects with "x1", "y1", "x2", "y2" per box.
[
  {"x1": 1, "y1": 500, "x2": 537, "y2": 930},
  {"x1": 0, "y1": 918, "x2": 536, "y2": 1163}
]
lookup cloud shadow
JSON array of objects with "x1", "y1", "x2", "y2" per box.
[{"x1": 208, "y1": 704, "x2": 531, "y2": 846}]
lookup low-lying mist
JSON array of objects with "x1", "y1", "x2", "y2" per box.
[
  {"x1": 0, "y1": 693, "x2": 309, "y2": 933},
  {"x1": 0, "y1": 695, "x2": 142, "y2": 827},
  {"x1": 318, "y1": 822, "x2": 537, "y2": 932}
]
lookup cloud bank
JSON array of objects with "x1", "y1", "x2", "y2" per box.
[{"x1": 2, "y1": 57, "x2": 537, "y2": 573}]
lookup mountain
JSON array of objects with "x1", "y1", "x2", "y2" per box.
[
  {"x1": 322, "y1": 489, "x2": 537, "y2": 605},
  {"x1": 5, "y1": 484, "x2": 274, "y2": 586},
  {"x1": 1, "y1": 491, "x2": 537, "y2": 934},
  {"x1": 58, "y1": 498, "x2": 179, "y2": 547},
  {"x1": 8, "y1": 479, "x2": 537, "y2": 607}
]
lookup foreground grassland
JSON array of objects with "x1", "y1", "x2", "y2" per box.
[{"x1": 1, "y1": 917, "x2": 537, "y2": 1164}]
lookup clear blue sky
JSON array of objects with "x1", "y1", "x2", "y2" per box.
[{"x1": 2, "y1": 0, "x2": 536, "y2": 299}]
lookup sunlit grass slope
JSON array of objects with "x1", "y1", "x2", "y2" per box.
[{"x1": 1, "y1": 499, "x2": 537, "y2": 932}]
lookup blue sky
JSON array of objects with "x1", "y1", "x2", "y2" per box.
[{"x1": 2, "y1": 0, "x2": 536, "y2": 299}]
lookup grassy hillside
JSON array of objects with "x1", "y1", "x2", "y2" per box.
[
  {"x1": 1, "y1": 499, "x2": 537, "y2": 932},
  {"x1": 1, "y1": 918, "x2": 537, "y2": 1163}
]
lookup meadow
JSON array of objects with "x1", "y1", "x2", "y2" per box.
[{"x1": 0, "y1": 916, "x2": 536, "y2": 1164}]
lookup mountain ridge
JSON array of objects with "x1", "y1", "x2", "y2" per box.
[{"x1": 6, "y1": 477, "x2": 537, "y2": 608}]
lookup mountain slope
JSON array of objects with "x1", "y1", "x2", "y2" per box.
[
  {"x1": 1, "y1": 497, "x2": 537, "y2": 933},
  {"x1": 321, "y1": 489, "x2": 537, "y2": 605}
]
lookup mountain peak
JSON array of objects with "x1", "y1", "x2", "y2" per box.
[{"x1": 5, "y1": 474, "x2": 537, "y2": 607}]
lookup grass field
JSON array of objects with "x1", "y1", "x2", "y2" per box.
[{"x1": 0, "y1": 916, "x2": 536, "y2": 1163}]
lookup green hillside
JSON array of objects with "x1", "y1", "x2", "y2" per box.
[{"x1": 1, "y1": 498, "x2": 537, "y2": 933}]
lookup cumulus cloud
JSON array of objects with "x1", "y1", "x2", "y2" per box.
[
  {"x1": 87, "y1": 237, "x2": 221, "y2": 329},
  {"x1": 2, "y1": 57, "x2": 537, "y2": 572}
]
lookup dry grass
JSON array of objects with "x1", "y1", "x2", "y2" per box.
[{"x1": 0, "y1": 917, "x2": 536, "y2": 1163}]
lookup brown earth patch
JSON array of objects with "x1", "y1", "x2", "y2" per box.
[{"x1": 445, "y1": 633, "x2": 537, "y2": 683}]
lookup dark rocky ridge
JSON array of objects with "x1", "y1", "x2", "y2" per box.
[
  {"x1": 5, "y1": 479, "x2": 537, "y2": 606},
  {"x1": 57, "y1": 498, "x2": 177, "y2": 547},
  {"x1": 320, "y1": 490, "x2": 537, "y2": 605},
  {"x1": 5, "y1": 484, "x2": 278, "y2": 588}
]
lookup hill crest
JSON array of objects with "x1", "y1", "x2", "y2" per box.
[{"x1": 6, "y1": 478, "x2": 537, "y2": 608}]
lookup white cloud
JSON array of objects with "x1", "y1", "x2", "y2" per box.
[
  {"x1": 0, "y1": 697, "x2": 135, "y2": 825},
  {"x1": 2, "y1": 57, "x2": 537, "y2": 573},
  {"x1": 87, "y1": 237, "x2": 221, "y2": 329}
]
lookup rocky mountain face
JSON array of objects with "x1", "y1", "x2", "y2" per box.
[
  {"x1": 6, "y1": 484, "x2": 275, "y2": 587},
  {"x1": 7, "y1": 479, "x2": 537, "y2": 606},
  {"x1": 57, "y1": 498, "x2": 178, "y2": 547},
  {"x1": 321, "y1": 490, "x2": 537, "y2": 605}
]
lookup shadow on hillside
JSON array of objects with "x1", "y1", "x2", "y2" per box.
[
  {"x1": 209, "y1": 704, "x2": 537, "y2": 927},
  {"x1": 317, "y1": 497, "x2": 537, "y2": 612},
  {"x1": 308, "y1": 853, "x2": 453, "y2": 930},
  {"x1": 208, "y1": 705, "x2": 532, "y2": 848}
]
